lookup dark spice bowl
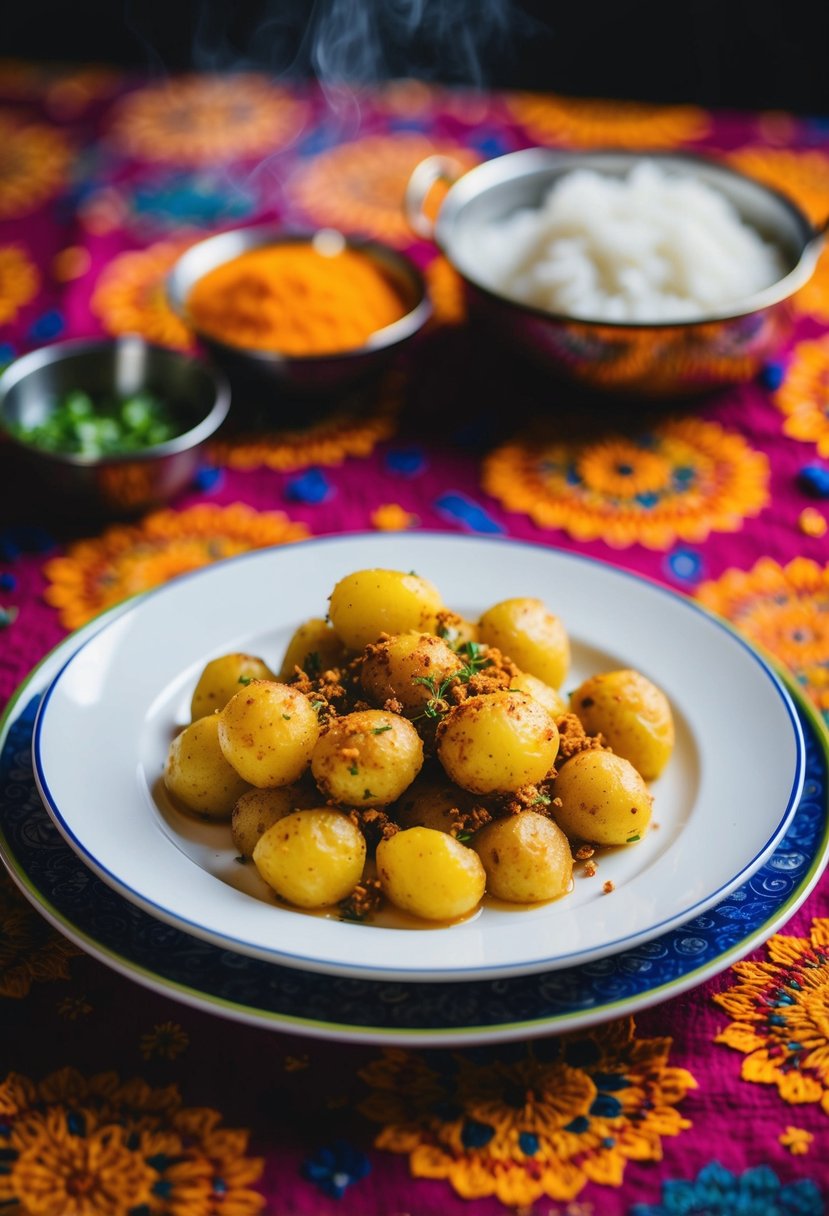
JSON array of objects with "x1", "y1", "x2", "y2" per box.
[
  {"x1": 166, "y1": 226, "x2": 432, "y2": 405},
  {"x1": 406, "y1": 147, "x2": 828, "y2": 398},
  {"x1": 0, "y1": 336, "x2": 230, "y2": 517}
]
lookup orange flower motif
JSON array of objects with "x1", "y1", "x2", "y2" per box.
[
  {"x1": 211, "y1": 373, "x2": 402, "y2": 471},
  {"x1": 291, "y1": 133, "x2": 480, "y2": 245},
  {"x1": 0, "y1": 244, "x2": 39, "y2": 324},
  {"x1": 779, "y1": 1126, "x2": 814, "y2": 1155},
  {"x1": 90, "y1": 239, "x2": 195, "y2": 349},
  {"x1": 108, "y1": 72, "x2": 306, "y2": 165},
  {"x1": 42, "y1": 502, "x2": 309, "y2": 630},
  {"x1": 773, "y1": 336, "x2": 829, "y2": 455},
  {"x1": 372, "y1": 78, "x2": 494, "y2": 125},
  {"x1": 695, "y1": 555, "x2": 829, "y2": 714},
  {"x1": 0, "y1": 1066, "x2": 265, "y2": 1215},
  {"x1": 482, "y1": 418, "x2": 768, "y2": 550},
  {"x1": 504, "y1": 92, "x2": 709, "y2": 148},
  {"x1": 0, "y1": 110, "x2": 71, "y2": 218},
  {"x1": 0, "y1": 872, "x2": 78, "y2": 999},
  {"x1": 360, "y1": 1017, "x2": 695, "y2": 1206},
  {"x1": 140, "y1": 1021, "x2": 189, "y2": 1062},
  {"x1": 714, "y1": 918, "x2": 829, "y2": 1114},
  {"x1": 371, "y1": 503, "x2": 418, "y2": 531}
]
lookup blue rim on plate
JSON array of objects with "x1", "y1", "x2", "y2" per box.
[
  {"x1": 27, "y1": 534, "x2": 807, "y2": 982},
  {"x1": 1, "y1": 604, "x2": 828, "y2": 1046}
]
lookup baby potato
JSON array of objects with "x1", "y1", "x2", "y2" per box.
[
  {"x1": 376, "y1": 826, "x2": 486, "y2": 921},
  {"x1": 253, "y1": 808, "x2": 366, "y2": 908},
  {"x1": 218, "y1": 680, "x2": 320, "y2": 788},
  {"x1": 164, "y1": 713, "x2": 249, "y2": 819},
  {"x1": 551, "y1": 750, "x2": 653, "y2": 846},
  {"x1": 278, "y1": 617, "x2": 347, "y2": 681},
  {"x1": 190, "y1": 653, "x2": 276, "y2": 721},
  {"x1": 311, "y1": 709, "x2": 423, "y2": 807},
  {"x1": 360, "y1": 632, "x2": 463, "y2": 716},
  {"x1": 394, "y1": 769, "x2": 489, "y2": 835},
  {"x1": 437, "y1": 691, "x2": 559, "y2": 794},
  {"x1": 478, "y1": 597, "x2": 570, "y2": 689},
  {"x1": 433, "y1": 609, "x2": 479, "y2": 649},
  {"x1": 472, "y1": 811, "x2": 573, "y2": 903},
  {"x1": 509, "y1": 671, "x2": 568, "y2": 717},
  {"x1": 328, "y1": 568, "x2": 444, "y2": 650},
  {"x1": 231, "y1": 782, "x2": 319, "y2": 858},
  {"x1": 569, "y1": 669, "x2": 675, "y2": 780}
]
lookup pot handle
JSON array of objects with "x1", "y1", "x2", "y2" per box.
[{"x1": 405, "y1": 154, "x2": 466, "y2": 240}]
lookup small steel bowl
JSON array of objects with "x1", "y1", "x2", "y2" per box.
[
  {"x1": 406, "y1": 147, "x2": 827, "y2": 398},
  {"x1": 0, "y1": 336, "x2": 230, "y2": 516},
  {"x1": 166, "y1": 226, "x2": 432, "y2": 402}
]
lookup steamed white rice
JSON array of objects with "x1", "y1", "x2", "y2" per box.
[{"x1": 475, "y1": 160, "x2": 787, "y2": 323}]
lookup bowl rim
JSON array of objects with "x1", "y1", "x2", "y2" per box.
[
  {"x1": 165, "y1": 225, "x2": 433, "y2": 365},
  {"x1": 0, "y1": 335, "x2": 231, "y2": 468},
  {"x1": 429, "y1": 146, "x2": 823, "y2": 330}
]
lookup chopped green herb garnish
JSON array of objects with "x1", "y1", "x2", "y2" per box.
[
  {"x1": 455, "y1": 830, "x2": 473, "y2": 844},
  {"x1": 372, "y1": 724, "x2": 393, "y2": 735},
  {"x1": 282, "y1": 713, "x2": 292, "y2": 720},
  {"x1": 310, "y1": 699, "x2": 326, "y2": 713},
  {"x1": 11, "y1": 388, "x2": 183, "y2": 457},
  {"x1": 626, "y1": 834, "x2": 641, "y2": 843},
  {"x1": 233, "y1": 855, "x2": 247, "y2": 864},
  {"x1": 531, "y1": 793, "x2": 551, "y2": 806},
  {"x1": 362, "y1": 789, "x2": 374, "y2": 800},
  {"x1": 238, "y1": 674, "x2": 254, "y2": 686},
  {"x1": 348, "y1": 764, "x2": 359, "y2": 776}
]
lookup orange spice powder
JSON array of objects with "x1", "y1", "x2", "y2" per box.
[{"x1": 186, "y1": 241, "x2": 409, "y2": 356}]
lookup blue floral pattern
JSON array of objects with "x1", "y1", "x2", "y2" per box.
[{"x1": 630, "y1": 1160, "x2": 825, "y2": 1215}]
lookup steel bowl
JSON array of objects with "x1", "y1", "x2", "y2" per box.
[
  {"x1": 166, "y1": 226, "x2": 432, "y2": 402},
  {"x1": 406, "y1": 147, "x2": 827, "y2": 398},
  {"x1": 0, "y1": 336, "x2": 230, "y2": 516}
]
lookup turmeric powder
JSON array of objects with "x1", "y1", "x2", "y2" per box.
[{"x1": 186, "y1": 240, "x2": 409, "y2": 356}]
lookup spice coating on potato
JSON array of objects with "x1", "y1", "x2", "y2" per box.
[
  {"x1": 437, "y1": 690, "x2": 559, "y2": 794},
  {"x1": 253, "y1": 808, "x2": 366, "y2": 908},
  {"x1": 328, "y1": 568, "x2": 444, "y2": 650},
  {"x1": 509, "y1": 671, "x2": 568, "y2": 717},
  {"x1": 551, "y1": 749, "x2": 653, "y2": 846},
  {"x1": 472, "y1": 811, "x2": 573, "y2": 903},
  {"x1": 394, "y1": 769, "x2": 490, "y2": 835},
  {"x1": 569, "y1": 669, "x2": 674, "y2": 780},
  {"x1": 231, "y1": 783, "x2": 320, "y2": 858},
  {"x1": 360, "y1": 632, "x2": 463, "y2": 716},
  {"x1": 375, "y1": 826, "x2": 486, "y2": 920},
  {"x1": 478, "y1": 597, "x2": 570, "y2": 689},
  {"x1": 190, "y1": 653, "x2": 276, "y2": 721},
  {"x1": 311, "y1": 709, "x2": 423, "y2": 806},
  {"x1": 164, "y1": 713, "x2": 250, "y2": 818},
  {"x1": 217, "y1": 680, "x2": 320, "y2": 788},
  {"x1": 278, "y1": 617, "x2": 347, "y2": 681}
]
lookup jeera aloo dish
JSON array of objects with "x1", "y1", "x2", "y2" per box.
[{"x1": 163, "y1": 568, "x2": 675, "y2": 926}]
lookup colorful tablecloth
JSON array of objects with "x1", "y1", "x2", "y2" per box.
[{"x1": 1, "y1": 63, "x2": 829, "y2": 1214}]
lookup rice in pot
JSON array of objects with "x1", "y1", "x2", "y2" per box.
[{"x1": 475, "y1": 160, "x2": 787, "y2": 323}]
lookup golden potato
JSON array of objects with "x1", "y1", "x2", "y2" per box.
[
  {"x1": 437, "y1": 691, "x2": 559, "y2": 794},
  {"x1": 252, "y1": 808, "x2": 366, "y2": 908},
  {"x1": 231, "y1": 782, "x2": 320, "y2": 858},
  {"x1": 551, "y1": 750, "x2": 653, "y2": 846},
  {"x1": 311, "y1": 709, "x2": 423, "y2": 807},
  {"x1": 569, "y1": 669, "x2": 675, "y2": 780},
  {"x1": 360, "y1": 632, "x2": 463, "y2": 716},
  {"x1": 164, "y1": 713, "x2": 249, "y2": 818},
  {"x1": 472, "y1": 811, "x2": 573, "y2": 903},
  {"x1": 478, "y1": 597, "x2": 570, "y2": 688},
  {"x1": 434, "y1": 609, "x2": 479, "y2": 649},
  {"x1": 394, "y1": 769, "x2": 489, "y2": 835},
  {"x1": 376, "y1": 826, "x2": 486, "y2": 920},
  {"x1": 218, "y1": 680, "x2": 320, "y2": 788},
  {"x1": 278, "y1": 617, "x2": 347, "y2": 681},
  {"x1": 328, "y1": 568, "x2": 444, "y2": 650},
  {"x1": 509, "y1": 671, "x2": 568, "y2": 717},
  {"x1": 190, "y1": 653, "x2": 275, "y2": 721}
]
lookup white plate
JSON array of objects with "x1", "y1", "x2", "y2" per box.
[{"x1": 32, "y1": 533, "x2": 805, "y2": 982}]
